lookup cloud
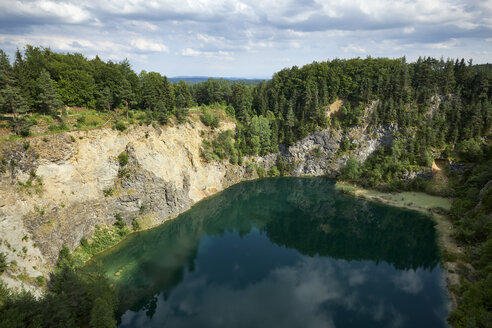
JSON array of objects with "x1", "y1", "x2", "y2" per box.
[
  {"x1": 0, "y1": 0, "x2": 490, "y2": 76},
  {"x1": 393, "y1": 270, "x2": 424, "y2": 294},
  {"x1": 181, "y1": 48, "x2": 234, "y2": 60},
  {"x1": 131, "y1": 38, "x2": 169, "y2": 52}
]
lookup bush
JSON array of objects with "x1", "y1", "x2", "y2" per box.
[
  {"x1": 132, "y1": 218, "x2": 141, "y2": 231},
  {"x1": 118, "y1": 152, "x2": 128, "y2": 166},
  {"x1": 115, "y1": 121, "x2": 126, "y2": 132},
  {"x1": 35, "y1": 275, "x2": 45, "y2": 286},
  {"x1": 200, "y1": 110, "x2": 220, "y2": 129},
  {"x1": 340, "y1": 157, "x2": 361, "y2": 181},
  {"x1": 458, "y1": 139, "x2": 482, "y2": 162},
  {"x1": 19, "y1": 127, "x2": 30, "y2": 137},
  {"x1": 103, "y1": 188, "x2": 113, "y2": 197},
  {"x1": 0, "y1": 252, "x2": 7, "y2": 274},
  {"x1": 276, "y1": 156, "x2": 292, "y2": 176},
  {"x1": 268, "y1": 166, "x2": 279, "y2": 177},
  {"x1": 155, "y1": 111, "x2": 168, "y2": 125},
  {"x1": 176, "y1": 107, "x2": 189, "y2": 124},
  {"x1": 225, "y1": 105, "x2": 235, "y2": 118}
]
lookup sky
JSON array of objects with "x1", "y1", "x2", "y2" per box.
[{"x1": 0, "y1": 0, "x2": 491, "y2": 78}]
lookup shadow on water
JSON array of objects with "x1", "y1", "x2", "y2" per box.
[{"x1": 87, "y1": 177, "x2": 445, "y2": 327}]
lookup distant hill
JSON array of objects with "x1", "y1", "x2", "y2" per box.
[{"x1": 168, "y1": 76, "x2": 267, "y2": 85}]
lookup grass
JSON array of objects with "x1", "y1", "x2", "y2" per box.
[
  {"x1": 72, "y1": 224, "x2": 130, "y2": 264},
  {"x1": 335, "y1": 181, "x2": 452, "y2": 213}
]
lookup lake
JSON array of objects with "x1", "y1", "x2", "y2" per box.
[{"x1": 88, "y1": 177, "x2": 450, "y2": 328}]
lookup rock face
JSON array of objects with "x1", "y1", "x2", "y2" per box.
[
  {"x1": 280, "y1": 123, "x2": 396, "y2": 177},
  {"x1": 0, "y1": 118, "x2": 251, "y2": 294},
  {"x1": 0, "y1": 103, "x2": 399, "y2": 294}
]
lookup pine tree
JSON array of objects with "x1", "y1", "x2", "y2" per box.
[
  {"x1": 90, "y1": 298, "x2": 116, "y2": 328},
  {"x1": 36, "y1": 69, "x2": 63, "y2": 114}
]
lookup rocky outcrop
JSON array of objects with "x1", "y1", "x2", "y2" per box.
[
  {"x1": 280, "y1": 123, "x2": 396, "y2": 176},
  {"x1": 0, "y1": 118, "x2": 250, "y2": 294},
  {"x1": 0, "y1": 102, "x2": 401, "y2": 294}
]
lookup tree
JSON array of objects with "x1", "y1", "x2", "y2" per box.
[
  {"x1": 0, "y1": 84, "x2": 28, "y2": 118},
  {"x1": 249, "y1": 115, "x2": 272, "y2": 155},
  {"x1": 36, "y1": 69, "x2": 63, "y2": 114},
  {"x1": 340, "y1": 157, "x2": 361, "y2": 181},
  {"x1": 98, "y1": 87, "x2": 113, "y2": 111},
  {"x1": 154, "y1": 100, "x2": 169, "y2": 124},
  {"x1": 457, "y1": 139, "x2": 483, "y2": 162},
  {"x1": 120, "y1": 78, "x2": 133, "y2": 119},
  {"x1": 0, "y1": 252, "x2": 7, "y2": 274}
]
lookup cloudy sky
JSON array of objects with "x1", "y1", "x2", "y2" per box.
[{"x1": 0, "y1": 0, "x2": 491, "y2": 78}]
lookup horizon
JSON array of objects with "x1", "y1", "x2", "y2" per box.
[{"x1": 0, "y1": 1, "x2": 491, "y2": 77}]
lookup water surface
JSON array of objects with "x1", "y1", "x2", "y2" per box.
[{"x1": 89, "y1": 177, "x2": 449, "y2": 327}]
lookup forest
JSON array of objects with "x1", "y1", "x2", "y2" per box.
[{"x1": 0, "y1": 45, "x2": 491, "y2": 327}]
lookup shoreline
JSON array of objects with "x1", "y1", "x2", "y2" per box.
[{"x1": 334, "y1": 181, "x2": 462, "y2": 311}]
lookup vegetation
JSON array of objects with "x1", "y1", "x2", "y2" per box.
[
  {"x1": 1, "y1": 45, "x2": 491, "y2": 326},
  {"x1": 0, "y1": 246, "x2": 118, "y2": 328},
  {"x1": 73, "y1": 217, "x2": 130, "y2": 264},
  {"x1": 447, "y1": 155, "x2": 492, "y2": 327}
]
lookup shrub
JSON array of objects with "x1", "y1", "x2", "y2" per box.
[
  {"x1": 340, "y1": 157, "x2": 361, "y2": 181},
  {"x1": 77, "y1": 115, "x2": 86, "y2": 124},
  {"x1": 0, "y1": 252, "x2": 7, "y2": 274},
  {"x1": 176, "y1": 107, "x2": 189, "y2": 124},
  {"x1": 200, "y1": 110, "x2": 220, "y2": 129},
  {"x1": 20, "y1": 127, "x2": 30, "y2": 137},
  {"x1": 115, "y1": 121, "x2": 126, "y2": 132},
  {"x1": 118, "y1": 152, "x2": 129, "y2": 166},
  {"x1": 35, "y1": 275, "x2": 45, "y2": 286},
  {"x1": 103, "y1": 188, "x2": 113, "y2": 197},
  {"x1": 132, "y1": 218, "x2": 141, "y2": 231},
  {"x1": 268, "y1": 166, "x2": 279, "y2": 177}
]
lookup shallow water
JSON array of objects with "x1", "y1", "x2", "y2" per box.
[{"x1": 88, "y1": 177, "x2": 449, "y2": 328}]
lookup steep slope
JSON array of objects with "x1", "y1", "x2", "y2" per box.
[{"x1": 0, "y1": 118, "x2": 254, "y2": 293}]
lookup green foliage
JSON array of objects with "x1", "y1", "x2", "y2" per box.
[
  {"x1": 103, "y1": 188, "x2": 113, "y2": 197},
  {"x1": 35, "y1": 275, "x2": 45, "y2": 286},
  {"x1": 132, "y1": 218, "x2": 141, "y2": 231},
  {"x1": 340, "y1": 157, "x2": 362, "y2": 181},
  {"x1": 118, "y1": 152, "x2": 128, "y2": 166},
  {"x1": 200, "y1": 109, "x2": 220, "y2": 129},
  {"x1": 90, "y1": 297, "x2": 117, "y2": 328},
  {"x1": 201, "y1": 130, "x2": 238, "y2": 163},
  {"x1": 114, "y1": 120, "x2": 126, "y2": 132},
  {"x1": 447, "y1": 157, "x2": 492, "y2": 327},
  {"x1": 0, "y1": 252, "x2": 7, "y2": 274},
  {"x1": 36, "y1": 69, "x2": 63, "y2": 114},
  {"x1": 0, "y1": 244, "x2": 118, "y2": 328},
  {"x1": 267, "y1": 166, "x2": 279, "y2": 177},
  {"x1": 276, "y1": 156, "x2": 292, "y2": 176},
  {"x1": 175, "y1": 106, "x2": 189, "y2": 124},
  {"x1": 457, "y1": 139, "x2": 483, "y2": 162}
]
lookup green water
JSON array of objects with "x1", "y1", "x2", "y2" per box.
[{"x1": 88, "y1": 177, "x2": 449, "y2": 327}]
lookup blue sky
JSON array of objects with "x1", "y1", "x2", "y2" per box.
[{"x1": 0, "y1": 0, "x2": 491, "y2": 78}]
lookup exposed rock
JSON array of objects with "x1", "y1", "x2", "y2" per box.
[{"x1": 0, "y1": 119, "x2": 250, "y2": 292}]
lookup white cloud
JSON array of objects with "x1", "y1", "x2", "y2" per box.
[
  {"x1": 181, "y1": 48, "x2": 234, "y2": 60},
  {"x1": 130, "y1": 38, "x2": 169, "y2": 52},
  {"x1": 427, "y1": 38, "x2": 459, "y2": 49},
  {"x1": 393, "y1": 270, "x2": 423, "y2": 294},
  {"x1": 0, "y1": 0, "x2": 490, "y2": 76},
  {"x1": 0, "y1": 0, "x2": 93, "y2": 24}
]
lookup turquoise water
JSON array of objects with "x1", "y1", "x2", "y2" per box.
[{"x1": 89, "y1": 177, "x2": 449, "y2": 327}]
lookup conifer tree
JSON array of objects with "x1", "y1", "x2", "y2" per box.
[{"x1": 36, "y1": 69, "x2": 63, "y2": 114}]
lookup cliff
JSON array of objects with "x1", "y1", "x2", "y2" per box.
[{"x1": 0, "y1": 106, "x2": 400, "y2": 294}]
